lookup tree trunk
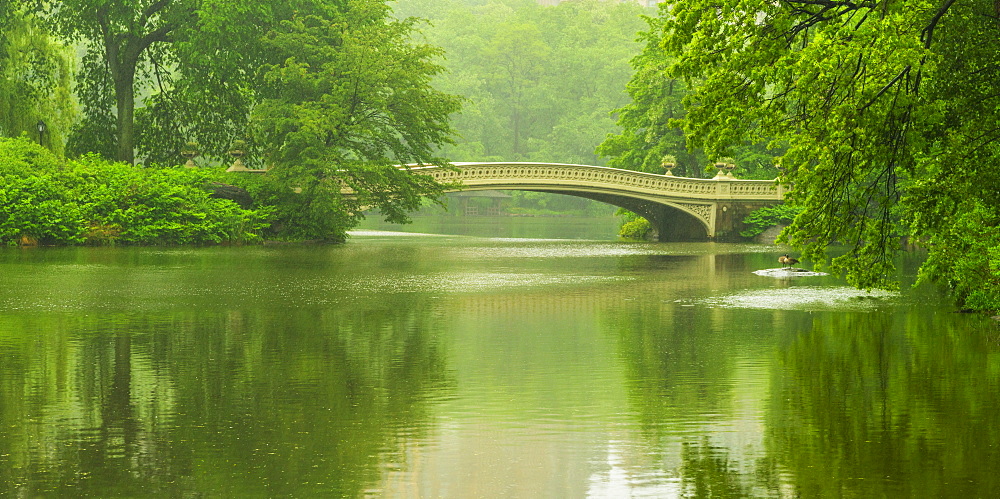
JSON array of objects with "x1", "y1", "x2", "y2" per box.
[
  {"x1": 114, "y1": 71, "x2": 136, "y2": 164},
  {"x1": 104, "y1": 30, "x2": 139, "y2": 165}
]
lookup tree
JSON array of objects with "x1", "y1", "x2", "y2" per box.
[
  {"x1": 653, "y1": 0, "x2": 1000, "y2": 311},
  {"x1": 20, "y1": 0, "x2": 199, "y2": 164},
  {"x1": 595, "y1": 13, "x2": 697, "y2": 176},
  {"x1": 401, "y1": 0, "x2": 648, "y2": 164},
  {"x1": 20, "y1": 0, "x2": 461, "y2": 241},
  {"x1": 248, "y1": 2, "x2": 462, "y2": 240},
  {"x1": 0, "y1": 6, "x2": 76, "y2": 154},
  {"x1": 597, "y1": 12, "x2": 782, "y2": 179}
]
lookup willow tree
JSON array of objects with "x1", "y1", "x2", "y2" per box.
[
  {"x1": 656, "y1": 0, "x2": 1000, "y2": 311},
  {"x1": 0, "y1": 7, "x2": 75, "y2": 154}
]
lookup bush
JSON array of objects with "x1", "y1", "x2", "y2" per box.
[
  {"x1": 227, "y1": 172, "x2": 354, "y2": 242},
  {"x1": 620, "y1": 218, "x2": 652, "y2": 239},
  {"x1": 0, "y1": 137, "x2": 269, "y2": 246},
  {"x1": 616, "y1": 208, "x2": 652, "y2": 240},
  {"x1": 0, "y1": 137, "x2": 84, "y2": 244}
]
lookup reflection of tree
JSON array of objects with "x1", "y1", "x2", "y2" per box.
[
  {"x1": 768, "y1": 311, "x2": 1000, "y2": 496},
  {"x1": 678, "y1": 438, "x2": 749, "y2": 498},
  {"x1": 612, "y1": 304, "x2": 736, "y2": 438},
  {"x1": 607, "y1": 300, "x2": 815, "y2": 494},
  {"x1": 0, "y1": 297, "x2": 453, "y2": 496}
]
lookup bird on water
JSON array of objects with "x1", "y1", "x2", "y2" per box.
[{"x1": 778, "y1": 254, "x2": 799, "y2": 269}]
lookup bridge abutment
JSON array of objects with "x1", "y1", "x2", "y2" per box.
[{"x1": 711, "y1": 201, "x2": 776, "y2": 242}]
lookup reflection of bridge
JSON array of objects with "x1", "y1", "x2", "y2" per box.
[{"x1": 412, "y1": 163, "x2": 787, "y2": 242}]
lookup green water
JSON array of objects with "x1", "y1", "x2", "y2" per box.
[{"x1": 1, "y1": 221, "x2": 998, "y2": 497}]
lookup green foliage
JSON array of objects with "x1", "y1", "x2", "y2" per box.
[
  {"x1": 20, "y1": 0, "x2": 201, "y2": 163},
  {"x1": 229, "y1": 172, "x2": 355, "y2": 242},
  {"x1": 0, "y1": 137, "x2": 268, "y2": 246},
  {"x1": 740, "y1": 204, "x2": 802, "y2": 238},
  {"x1": 0, "y1": 137, "x2": 78, "y2": 244},
  {"x1": 617, "y1": 209, "x2": 652, "y2": 240},
  {"x1": 18, "y1": 0, "x2": 461, "y2": 240},
  {"x1": 911, "y1": 197, "x2": 1000, "y2": 311},
  {"x1": 0, "y1": 7, "x2": 76, "y2": 154},
  {"x1": 653, "y1": 0, "x2": 1000, "y2": 311},
  {"x1": 595, "y1": 11, "x2": 780, "y2": 179},
  {"x1": 594, "y1": 13, "x2": 698, "y2": 176},
  {"x1": 396, "y1": 0, "x2": 649, "y2": 165},
  {"x1": 66, "y1": 158, "x2": 269, "y2": 245},
  {"x1": 249, "y1": 2, "x2": 462, "y2": 239}
]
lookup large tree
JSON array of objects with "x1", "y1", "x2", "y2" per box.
[
  {"x1": 655, "y1": 0, "x2": 1000, "y2": 311},
  {"x1": 594, "y1": 13, "x2": 701, "y2": 177},
  {"x1": 596, "y1": 12, "x2": 785, "y2": 179},
  {"x1": 22, "y1": 0, "x2": 200, "y2": 164},
  {"x1": 21, "y1": 0, "x2": 461, "y2": 241},
  {"x1": 248, "y1": 2, "x2": 461, "y2": 239}
]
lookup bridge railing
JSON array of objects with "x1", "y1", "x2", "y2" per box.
[{"x1": 407, "y1": 162, "x2": 786, "y2": 201}]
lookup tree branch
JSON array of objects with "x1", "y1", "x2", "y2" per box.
[
  {"x1": 921, "y1": 0, "x2": 958, "y2": 49},
  {"x1": 857, "y1": 65, "x2": 910, "y2": 113}
]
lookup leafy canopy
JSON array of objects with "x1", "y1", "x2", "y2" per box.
[
  {"x1": 253, "y1": 4, "x2": 460, "y2": 232},
  {"x1": 596, "y1": 11, "x2": 781, "y2": 179},
  {"x1": 656, "y1": 0, "x2": 1000, "y2": 309},
  {"x1": 19, "y1": 0, "x2": 462, "y2": 241}
]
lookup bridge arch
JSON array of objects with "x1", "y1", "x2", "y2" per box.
[{"x1": 409, "y1": 162, "x2": 786, "y2": 242}]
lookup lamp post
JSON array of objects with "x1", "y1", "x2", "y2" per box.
[{"x1": 36, "y1": 120, "x2": 47, "y2": 146}]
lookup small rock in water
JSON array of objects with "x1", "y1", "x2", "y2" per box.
[{"x1": 753, "y1": 267, "x2": 829, "y2": 278}]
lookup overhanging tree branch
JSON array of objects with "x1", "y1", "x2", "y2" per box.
[{"x1": 921, "y1": 0, "x2": 958, "y2": 49}]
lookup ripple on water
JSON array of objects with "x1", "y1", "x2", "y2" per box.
[
  {"x1": 348, "y1": 229, "x2": 452, "y2": 238},
  {"x1": 342, "y1": 272, "x2": 631, "y2": 295},
  {"x1": 454, "y1": 244, "x2": 666, "y2": 259},
  {"x1": 455, "y1": 242, "x2": 794, "y2": 259},
  {"x1": 691, "y1": 286, "x2": 898, "y2": 312}
]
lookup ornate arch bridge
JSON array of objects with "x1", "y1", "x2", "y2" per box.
[{"x1": 408, "y1": 162, "x2": 788, "y2": 242}]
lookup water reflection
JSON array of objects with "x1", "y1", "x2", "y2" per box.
[
  {"x1": 0, "y1": 304, "x2": 452, "y2": 496},
  {"x1": 767, "y1": 311, "x2": 1000, "y2": 497},
  {"x1": 0, "y1": 235, "x2": 997, "y2": 497}
]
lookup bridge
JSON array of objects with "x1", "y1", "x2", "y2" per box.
[{"x1": 410, "y1": 162, "x2": 788, "y2": 242}]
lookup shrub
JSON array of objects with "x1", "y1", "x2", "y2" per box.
[
  {"x1": 616, "y1": 208, "x2": 652, "y2": 240},
  {"x1": 0, "y1": 137, "x2": 269, "y2": 246}
]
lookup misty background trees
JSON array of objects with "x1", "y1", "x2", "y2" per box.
[{"x1": 396, "y1": 0, "x2": 646, "y2": 165}]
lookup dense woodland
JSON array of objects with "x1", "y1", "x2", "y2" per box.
[{"x1": 0, "y1": 0, "x2": 998, "y2": 313}]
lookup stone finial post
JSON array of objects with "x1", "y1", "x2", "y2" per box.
[
  {"x1": 661, "y1": 154, "x2": 677, "y2": 176},
  {"x1": 181, "y1": 142, "x2": 199, "y2": 168},
  {"x1": 226, "y1": 140, "x2": 251, "y2": 172}
]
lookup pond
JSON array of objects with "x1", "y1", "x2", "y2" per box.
[{"x1": 1, "y1": 218, "x2": 998, "y2": 497}]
